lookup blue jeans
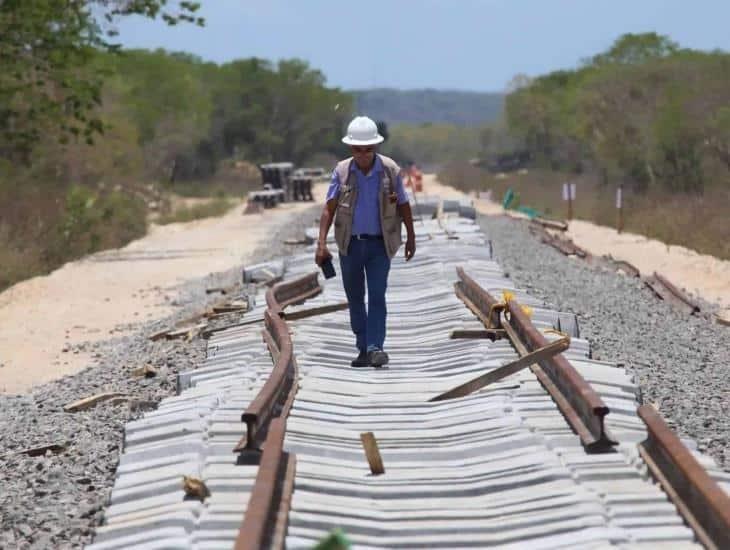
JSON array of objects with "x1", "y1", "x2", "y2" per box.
[{"x1": 339, "y1": 238, "x2": 391, "y2": 353}]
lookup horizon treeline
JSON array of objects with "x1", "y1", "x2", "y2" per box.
[
  {"x1": 503, "y1": 33, "x2": 730, "y2": 194},
  {"x1": 2, "y1": 48, "x2": 353, "y2": 185},
  {"x1": 0, "y1": 44, "x2": 352, "y2": 291}
]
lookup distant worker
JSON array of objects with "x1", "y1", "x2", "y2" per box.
[
  {"x1": 407, "y1": 163, "x2": 423, "y2": 192},
  {"x1": 315, "y1": 116, "x2": 416, "y2": 367}
]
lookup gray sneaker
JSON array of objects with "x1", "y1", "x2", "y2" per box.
[{"x1": 368, "y1": 349, "x2": 389, "y2": 367}]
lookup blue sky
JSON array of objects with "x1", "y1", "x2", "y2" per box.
[{"x1": 115, "y1": 0, "x2": 730, "y2": 91}]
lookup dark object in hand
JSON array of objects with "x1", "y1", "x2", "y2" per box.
[{"x1": 321, "y1": 257, "x2": 336, "y2": 279}]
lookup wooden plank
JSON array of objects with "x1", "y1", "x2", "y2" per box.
[
  {"x1": 644, "y1": 275, "x2": 697, "y2": 315},
  {"x1": 202, "y1": 316, "x2": 266, "y2": 338},
  {"x1": 4, "y1": 441, "x2": 67, "y2": 459},
  {"x1": 449, "y1": 328, "x2": 505, "y2": 340},
  {"x1": 165, "y1": 327, "x2": 192, "y2": 339},
  {"x1": 131, "y1": 364, "x2": 158, "y2": 378},
  {"x1": 283, "y1": 237, "x2": 313, "y2": 245},
  {"x1": 360, "y1": 432, "x2": 385, "y2": 475},
  {"x1": 281, "y1": 302, "x2": 349, "y2": 321},
  {"x1": 149, "y1": 329, "x2": 169, "y2": 342},
  {"x1": 212, "y1": 301, "x2": 249, "y2": 314},
  {"x1": 205, "y1": 287, "x2": 228, "y2": 295},
  {"x1": 64, "y1": 392, "x2": 129, "y2": 412},
  {"x1": 654, "y1": 272, "x2": 700, "y2": 314},
  {"x1": 430, "y1": 336, "x2": 570, "y2": 401},
  {"x1": 533, "y1": 217, "x2": 569, "y2": 231}
]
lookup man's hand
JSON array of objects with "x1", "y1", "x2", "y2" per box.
[
  {"x1": 315, "y1": 242, "x2": 332, "y2": 266},
  {"x1": 405, "y1": 236, "x2": 416, "y2": 261}
]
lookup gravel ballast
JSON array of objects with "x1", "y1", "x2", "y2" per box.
[
  {"x1": 477, "y1": 214, "x2": 730, "y2": 471},
  {"x1": 0, "y1": 204, "x2": 321, "y2": 550}
]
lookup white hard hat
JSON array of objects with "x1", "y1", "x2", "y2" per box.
[{"x1": 342, "y1": 116, "x2": 384, "y2": 146}]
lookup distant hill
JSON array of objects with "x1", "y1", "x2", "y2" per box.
[{"x1": 352, "y1": 88, "x2": 504, "y2": 127}]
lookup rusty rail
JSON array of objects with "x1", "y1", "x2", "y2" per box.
[
  {"x1": 454, "y1": 267, "x2": 501, "y2": 328},
  {"x1": 638, "y1": 405, "x2": 730, "y2": 550},
  {"x1": 235, "y1": 273, "x2": 321, "y2": 453},
  {"x1": 455, "y1": 267, "x2": 616, "y2": 452},
  {"x1": 233, "y1": 309, "x2": 295, "y2": 453},
  {"x1": 234, "y1": 417, "x2": 296, "y2": 550},
  {"x1": 267, "y1": 271, "x2": 321, "y2": 310},
  {"x1": 233, "y1": 272, "x2": 320, "y2": 549},
  {"x1": 506, "y1": 300, "x2": 616, "y2": 452}
]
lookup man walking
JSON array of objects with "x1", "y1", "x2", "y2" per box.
[{"x1": 315, "y1": 116, "x2": 416, "y2": 367}]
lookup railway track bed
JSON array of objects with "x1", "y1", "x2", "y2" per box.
[{"x1": 87, "y1": 206, "x2": 730, "y2": 549}]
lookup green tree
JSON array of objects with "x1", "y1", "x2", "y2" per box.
[
  {"x1": 209, "y1": 58, "x2": 352, "y2": 165},
  {"x1": 591, "y1": 32, "x2": 679, "y2": 66},
  {"x1": 0, "y1": 0, "x2": 203, "y2": 161},
  {"x1": 504, "y1": 33, "x2": 730, "y2": 194}
]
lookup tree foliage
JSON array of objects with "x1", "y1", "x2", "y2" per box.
[
  {"x1": 384, "y1": 123, "x2": 481, "y2": 165},
  {"x1": 208, "y1": 58, "x2": 351, "y2": 166},
  {"x1": 0, "y1": 23, "x2": 353, "y2": 291},
  {"x1": 0, "y1": 0, "x2": 202, "y2": 160},
  {"x1": 505, "y1": 33, "x2": 730, "y2": 193}
]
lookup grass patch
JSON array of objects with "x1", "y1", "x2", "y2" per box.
[
  {"x1": 439, "y1": 163, "x2": 730, "y2": 260},
  {"x1": 156, "y1": 197, "x2": 236, "y2": 225}
]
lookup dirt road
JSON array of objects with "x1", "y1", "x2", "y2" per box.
[{"x1": 0, "y1": 186, "x2": 325, "y2": 394}]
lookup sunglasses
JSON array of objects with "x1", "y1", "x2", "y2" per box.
[{"x1": 352, "y1": 146, "x2": 375, "y2": 154}]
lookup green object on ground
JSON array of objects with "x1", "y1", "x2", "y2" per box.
[
  {"x1": 502, "y1": 188, "x2": 515, "y2": 209},
  {"x1": 311, "y1": 529, "x2": 352, "y2": 550}
]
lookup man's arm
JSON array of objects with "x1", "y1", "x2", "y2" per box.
[
  {"x1": 393, "y1": 169, "x2": 416, "y2": 261},
  {"x1": 315, "y1": 199, "x2": 337, "y2": 266},
  {"x1": 397, "y1": 202, "x2": 416, "y2": 261},
  {"x1": 316, "y1": 169, "x2": 342, "y2": 265}
]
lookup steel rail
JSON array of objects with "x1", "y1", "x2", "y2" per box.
[
  {"x1": 266, "y1": 271, "x2": 321, "y2": 310},
  {"x1": 455, "y1": 267, "x2": 616, "y2": 452},
  {"x1": 233, "y1": 272, "x2": 319, "y2": 549},
  {"x1": 637, "y1": 405, "x2": 730, "y2": 550},
  {"x1": 234, "y1": 309, "x2": 294, "y2": 453},
  {"x1": 234, "y1": 417, "x2": 295, "y2": 550},
  {"x1": 454, "y1": 267, "x2": 501, "y2": 328},
  {"x1": 505, "y1": 300, "x2": 616, "y2": 452},
  {"x1": 235, "y1": 273, "x2": 321, "y2": 453}
]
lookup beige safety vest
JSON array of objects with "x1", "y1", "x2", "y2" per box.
[{"x1": 332, "y1": 154, "x2": 403, "y2": 259}]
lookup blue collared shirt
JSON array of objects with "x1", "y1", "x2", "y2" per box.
[{"x1": 326, "y1": 155, "x2": 409, "y2": 235}]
